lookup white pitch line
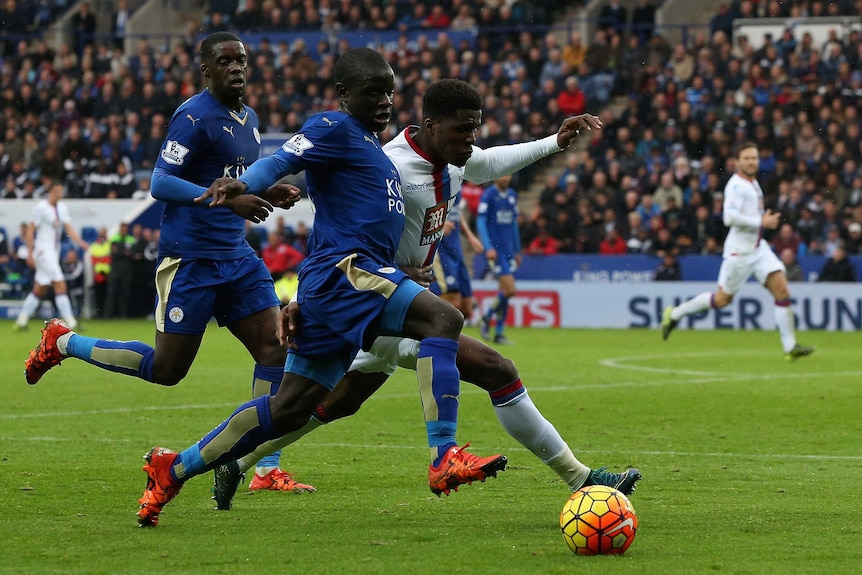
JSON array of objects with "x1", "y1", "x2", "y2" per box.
[
  {"x1": 599, "y1": 352, "x2": 862, "y2": 381},
  {"x1": 0, "y1": 436, "x2": 859, "y2": 462},
  {"x1": 3, "y1": 367, "x2": 859, "y2": 421}
]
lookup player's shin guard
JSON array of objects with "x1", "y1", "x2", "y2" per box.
[
  {"x1": 495, "y1": 295, "x2": 510, "y2": 335},
  {"x1": 670, "y1": 291, "x2": 714, "y2": 320},
  {"x1": 174, "y1": 395, "x2": 276, "y2": 480},
  {"x1": 237, "y1": 415, "x2": 324, "y2": 473},
  {"x1": 774, "y1": 299, "x2": 796, "y2": 353},
  {"x1": 59, "y1": 333, "x2": 155, "y2": 380},
  {"x1": 251, "y1": 365, "x2": 285, "y2": 471},
  {"x1": 417, "y1": 337, "x2": 461, "y2": 465},
  {"x1": 490, "y1": 380, "x2": 590, "y2": 490}
]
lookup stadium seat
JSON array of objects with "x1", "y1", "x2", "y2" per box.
[{"x1": 81, "y1": 226, "x2": 99, "y2": 244}]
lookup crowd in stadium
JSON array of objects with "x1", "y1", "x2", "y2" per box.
[{"x1": 1, "y1": 0, "x2": 862, "y2": 303}]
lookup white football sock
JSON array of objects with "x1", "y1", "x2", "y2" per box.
[
  {"x1": 55, "y1": 294, "x2": 77, "y2": 328},
  {"x1": 670, "y1": 291, "x2": 713, "y2": 321},
  {"x1": 16, "y1": 292, "x2": 40, "y2": 326},
  {"x1": 774, "y1": 303, "x2": 796, "y2": 353},
  {"x1": 493, "y1": 392, "x2": 590, "y2": 490}
]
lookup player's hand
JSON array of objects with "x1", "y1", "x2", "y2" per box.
[
  {"x1": 515, "y1": 253, "x2": 522, "y2": 266},
  {"x1": 468, "y1": 236, "x2": 484, "y2": 253},
  {"x1": 26, "y1": 254, "x2": 34, "y2": 269},
  {"x1": 485, "y1": 248, "x2": 498, "y2": 262},
  {"x1": 262, "y1": 183, "x2": 301, "y2": 210},
  {"x1": 222, "y1": 194, "x2": 274, "y2": 223},
  {"x1": 195, "y1": 177, "x2": 247, "y2": 206},
  {"x1": 400, "y1": 265, "x2": 434, "y2": 287},
  {"x1": 762, "y1": 209, "x2": 781, "y2": 229},
  {"x1": 556, "y1": 114, "x2": 602, "y2": 150},
  {"x1": 277, "y1": 301, "x2": 301, "y2": 349}
]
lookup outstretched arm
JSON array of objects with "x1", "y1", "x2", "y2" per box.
[{"x1": 463, "y1": 114, "x2": 601, "y2": 183}]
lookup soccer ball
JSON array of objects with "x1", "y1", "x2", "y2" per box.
[{"x1": 560, "y1": 485, "x2": 638, "y2": 555}]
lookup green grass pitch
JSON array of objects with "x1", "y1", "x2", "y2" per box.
[{"x1": 1, "y1": 320, "x2": 861, "y2": 574}]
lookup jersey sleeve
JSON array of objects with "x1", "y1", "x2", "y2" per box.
[
  {"x1": 463, "y1": 135, "x2": 561, "y2": 184},
  {"x1": 148, "y1": 109, "x2": 212, "y2": 204},
  {"x1": 240, "y1": 117, "x2": 346, "y2": 194},
  {"x1": 154, "y1": 108, "x2": 207, "y2": 178}
]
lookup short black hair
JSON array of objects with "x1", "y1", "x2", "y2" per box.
[
  {"x1": 200, "y1": 32, "x2": 242, "y2": 61},
  {"x1": 736, "y1": 141, "x2": 759, "y2": 157},
  {"x1": 422, "y1": 79, "x2": 483, "y2": 121},
  {"x1": 334, "y1": 47, "x2": 390, "y2": 89}
]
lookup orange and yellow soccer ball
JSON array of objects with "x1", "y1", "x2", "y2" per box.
[{"x1": 560, "y1": 484, "x2": 638, "y2": 555}]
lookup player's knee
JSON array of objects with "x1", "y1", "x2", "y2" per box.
[
  {"x1": 465, "y1": 350, "x2": 518, "y2": 390},
  {"x1": 713, "y1": 293, "x2": 732, "y2": 308},
  {"x1": 150, "y1": 369, "x2": 185, "y2": 386},
  {"x1": 255, "y1": 343, "x2": 287, "y2": 367},
  {"x1": 427, "y1": 301, "x2": 464, "y2": 339},
  {"x1": 489, "y1": 355, "x2": 518, "y2": 384},
  {"x1": 321, "y1": 393, "x2": 362, "y2": 420}
]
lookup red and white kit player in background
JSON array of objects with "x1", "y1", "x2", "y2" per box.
[
  {"x1": 661, "y1": 142, "x2": 814, "y2": 360},
  {"x1": 15, "y1": 181, "x2": 89, "y2": 330}
]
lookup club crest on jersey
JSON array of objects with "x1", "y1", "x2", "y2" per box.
[
  {"x1": 283, "y1": 133, "x2": 314, "y2": 156},
  {"x1": 168, "y1": 306, "x2": 184, "y2": 323},
  {"x1": 420, "y1": 199, "x2": 448, "y2": 245},
  {"x1": 161, "y1": 140, "x2": 190, "y2": 165},
  {"x1": 253, "y1": 127, "x2": 261, "y2": 144}
]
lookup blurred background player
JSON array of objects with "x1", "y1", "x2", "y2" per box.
[
  {"x1": 23, "y1": 32, "x2": 313, "y2": 493},
  {"x1": 477, "y1": 174, "x2": 521, "y2": 345},
  {"x1": 15, "y1": 181, "x2": 89, "y2": 331},
  {"x1": 661, "y1": 142, "x2": 815, "y2": 361},
  {"x1": 431, "y1": 197, "x2": 483, "y2": 320}
]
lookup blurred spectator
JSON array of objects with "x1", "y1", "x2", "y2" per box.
[
  {"x1": 598, "y1": 0, "x2": 627, "y2": 33},
  {"x1": 631, "y1": 0, "x2": 656, "y2": 44},
  {"x1": 71, "y1": 2, "x2": 96, "y2": 55},
  {"x1": 61, "y1": 248, "x2": 85, "y2": 317},
  {"x1": 526, "y1": 217, "x2": 560, "y2": 255},
  {"x1": 599, "y1": 226, "x2": 628, "y2": 255},
  {"x1": 104, "y1": 222, "x2": 134, "y2": 318},
  {"x1": 780, "y1": 247, "x2": 804, "y2": 282},
  {"x1": 847, "y1": 222, "x2": 862, "y2": 255},
  {"x1": 262, "y1": 230, "x2": 304, "y2": 279},
  {"x1": 112, "y1": 0, "x2": 131, "y2": 49},
  {"x1": 818, "y1": 245, "x2": 857, "y2": 282},
  {"x1": 654, "y1": 252, "x2": 682, "y2": 281},
  {"x1": 89, "y1": 226, "x2": 111, "y2": 317},
  {"x1": 772, "y1": 223, "x2": 803, "y2": 256}
]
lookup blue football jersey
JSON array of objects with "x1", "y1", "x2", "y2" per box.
[
  {"x1": 268, "y1": 111, "x2": 404, "y2": 268},
  {"x1": 154, "y1": 89, "x2": 261, "y2": 259},
  {"x1": 477, "y1": 185, "x2": 520, "y2": 256}
]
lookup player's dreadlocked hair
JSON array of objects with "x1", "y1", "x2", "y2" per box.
[
  {"x1": 200, "y1": 32, "x2": 242, "y2": 61},
  {"x1": 334, "y1": 48, "x2": 390, "y2": 89},
  {"x1": 422, "y1": 79, "x2": 483, "y2": 121}
]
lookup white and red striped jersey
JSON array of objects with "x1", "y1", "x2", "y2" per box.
[{"x1": 383, "y1": 127, "x2": 561, "y2": 267}]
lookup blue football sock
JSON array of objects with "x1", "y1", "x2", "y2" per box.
[
  {"x1": 252, "y1": 364, "x2": 285, "y2": 470},
  {"x1": 416, "y1": 337, "x2": 461, "y2": 466},
  {"x1": 174, "y1": 395, "x2": 275, "y2": 480},
  {"x1": 496, "y1": 295, "x2": 510, "y2": 336},
  {"x1": 65, "y1": 334, "x2": 155, "y2": 381}
]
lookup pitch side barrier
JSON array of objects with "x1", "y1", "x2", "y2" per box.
[{"x1": 469, "y1": 280, "x2": 861, "y2": 331}]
